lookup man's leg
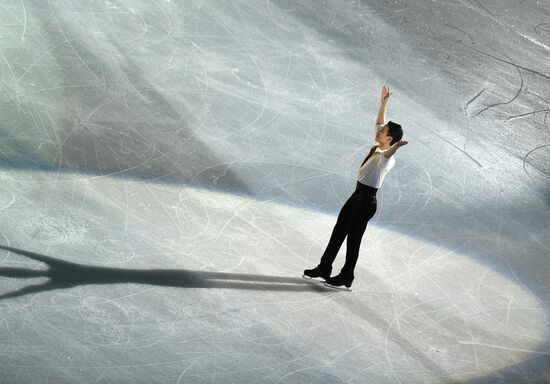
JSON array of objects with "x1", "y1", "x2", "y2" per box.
[
  {"x1": 339, "y1": 198, "x2": 377, "y2": 281},
  {"x1": 339, "y1": 220, "x2": 368, "y2": 281},
  {"x1": 318, "y1": 193, "x2": 356, "y2": 269}
]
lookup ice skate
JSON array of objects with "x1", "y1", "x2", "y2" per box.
[
  {"x1": 324, "y1": 275, "x2": 353, "y2": 291},
  {"x1": 302, "y1": 265, "x2": 332, "y2": 282}
]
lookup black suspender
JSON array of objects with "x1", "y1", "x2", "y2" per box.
[{"x1": 360, "y1": 145, "x2": 379, "y2": 167}]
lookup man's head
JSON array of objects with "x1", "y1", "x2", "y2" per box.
[{"x1": 377, "y1": 121, "x2": 403, "y2": 147}]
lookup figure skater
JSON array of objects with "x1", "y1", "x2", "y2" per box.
[{"x1": 304, "y1": 85, "x2": 408, "y2": 289}]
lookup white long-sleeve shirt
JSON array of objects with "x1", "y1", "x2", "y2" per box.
[{"x1": 356, "y1": 123, "x2": 395, "y2": 188}]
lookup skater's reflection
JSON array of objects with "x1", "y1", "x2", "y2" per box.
[{"x1": 0, "y1": 245, "x2": 328, "y2": 300}]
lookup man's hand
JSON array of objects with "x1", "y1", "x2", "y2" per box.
[
  {"x1": 381, "y1": 85, "x2": 392, "y2": 104},
  {"x1": 383, "y1": 140, "x2": 409, "y2": 158},
  {"x1": 395, "y1": 140, "x2": 408, "y2": 147}
]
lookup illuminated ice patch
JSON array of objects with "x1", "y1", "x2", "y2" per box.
[{"x1": 0, "y1": 170, "x2": 546, "y2": 383}]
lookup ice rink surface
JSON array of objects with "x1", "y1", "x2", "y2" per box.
[{"x1": 0, "y1": 0, "x2": 549, "y2": 383}]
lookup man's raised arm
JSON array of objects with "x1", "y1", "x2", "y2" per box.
[{"x1": 376, "y1": 85, "x2": 392, "y2": 125}]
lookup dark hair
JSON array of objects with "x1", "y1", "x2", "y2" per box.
[{"x1": 387, "y1": 121, "x2": 403, "y2": 145}]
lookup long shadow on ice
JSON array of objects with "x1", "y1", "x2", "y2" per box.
[{"x1": 0, "y1": 245, "x2": 328, "y2": 300}]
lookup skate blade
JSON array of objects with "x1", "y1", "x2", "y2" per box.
[
  {"x1": 324, "y1": 282, "x2": 352, "y2": 292},
  {"x1": 302, "y1": 275, "x2": 325, "y2": 282}
]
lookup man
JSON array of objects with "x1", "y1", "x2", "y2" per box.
[{"x1": 304, "y1": 85, "x2": 408, "y2": 289}]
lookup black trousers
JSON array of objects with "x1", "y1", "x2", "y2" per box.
[{"x1": 319, "y1": 181, "x2": 377, "y2": 279}]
